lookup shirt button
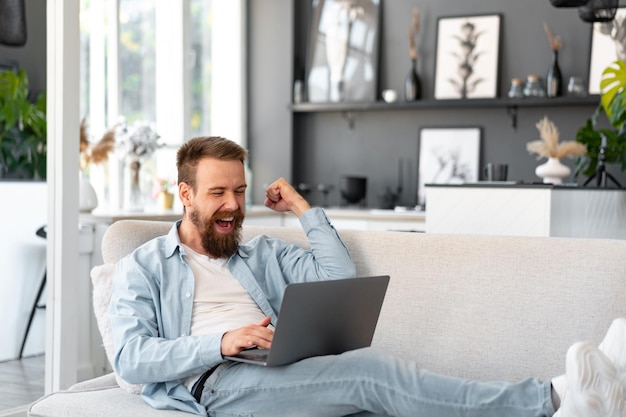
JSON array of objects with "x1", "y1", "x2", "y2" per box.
[
  {"x1": 181, "y1": 333, "x2": 187, "y2": 337},
  {"x1": 185, "y1": 292, "x2": 191, "y2": 298}
]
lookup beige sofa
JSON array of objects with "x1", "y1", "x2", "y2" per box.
[{"x1": 29, "y1": 218, "x2": 626, "y2": 416}]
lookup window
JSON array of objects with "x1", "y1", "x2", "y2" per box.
[{"x1": 79, "y1": 0, "x2": 245, "y2": 211}]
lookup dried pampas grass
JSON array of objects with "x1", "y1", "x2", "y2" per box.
[
  {"x1": 80, "y1": 118, "x2": 116, "y2": 168},
  {"x1": 543, "y1": 22, "x2": 561, "y2": 52},
  {"x1": 90, "y1": 128, "x2": 116, "y2": 164},
  {"x1": 526, "y1": 116, "x2": 586, "y2": 159},
  {"x1": 408, "y1": 7, "x2": 419, "y2": 60}
]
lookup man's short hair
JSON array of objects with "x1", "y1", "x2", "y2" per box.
[{"x1": 176, "y1": 136, "x2": 248, "y2": 190}]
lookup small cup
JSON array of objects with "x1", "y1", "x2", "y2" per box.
[
  {"x1": 382, "y1": 89, "x2": 397, "y2": 103},
  {"x1": 484, "y1": 163, "x2": 508, "y2": 182}
]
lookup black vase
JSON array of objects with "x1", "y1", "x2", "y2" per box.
[
  {"x1": 546, "y1": 50, "x2": 563, "y2": 98},
  {"x1": 405, "y1": 59, "x2": 422, "y2": 101}
]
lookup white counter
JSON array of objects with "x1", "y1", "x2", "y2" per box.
[{"x1": 425, "y1": 184, "x2": 626, "y2": 238}]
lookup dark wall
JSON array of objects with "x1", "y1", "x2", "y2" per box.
[
  {"x1": 0, "y1": 0, "x2": 46, "y2": 97},
  {"x1": 248, "y1": 0, "x2": 625, "y2": 208},
  {"x1": 247, "y1": 0, "x2": 294, "y2": 203}
]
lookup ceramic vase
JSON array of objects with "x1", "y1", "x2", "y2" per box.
[
  {"x1": 79, "y1": 171, "x2": 98, "y2": 213},
  {"x1": 127, "y1": 159, "x2": 144, "y2": 211},
  {"x1": 535, "y1": 157, "x2": 570, "y2": 184}
]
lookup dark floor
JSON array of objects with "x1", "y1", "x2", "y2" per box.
[{"x1": 0, "y1": 354, "x2": 44, "y2": 411}]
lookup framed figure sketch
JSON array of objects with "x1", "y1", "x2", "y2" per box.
[
  {"x1": 305, "y1": 0, "x2": 381, "y2": 103},
  {"x1": 417, "y1": 127, "x2": 481, "y2": 206},
  {"x1": 434, "y1": 14, "x2": 502, "y2": 100},
  {"x1": 588, "y1": 7, "x2": 626, "y2": 95}
]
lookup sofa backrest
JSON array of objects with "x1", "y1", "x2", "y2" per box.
[
  {"x1": 100, "y1": 219, "x2": 626, "y2": 385},
  {"x1": 101, "y1": 220, "x2": 310, "y2": 264}
]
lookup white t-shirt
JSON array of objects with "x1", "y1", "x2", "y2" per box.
[{"x1": 182, "y1": 244, "x2": 269, "y2": 390}]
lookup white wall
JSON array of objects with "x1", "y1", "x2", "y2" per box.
[{"x1": 0, "y1": 181, "x2": 47, "y2": 361}]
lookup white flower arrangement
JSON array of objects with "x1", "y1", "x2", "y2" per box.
[{"x1": 116, "y1": 119, "x2": 162, "y2": 160}]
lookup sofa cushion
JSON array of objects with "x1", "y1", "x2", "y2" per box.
[
  {"x1": 28, "y1": 386, "x2": 184, "y2": 417},
  {"x1": 91, "y1": 263, "x2": 143, "y2": 395}
]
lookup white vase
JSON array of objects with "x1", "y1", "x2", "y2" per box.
[
  {"x1": 535, "y1": 157, "x2": 570, "y2": 184},
  {"x1": 79, "y1": 172, "x2": 98, "y2": 213}
]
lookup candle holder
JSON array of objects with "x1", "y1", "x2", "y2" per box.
[{"x1": 317, "y1": 183, "x2": 335, "y2": 207}]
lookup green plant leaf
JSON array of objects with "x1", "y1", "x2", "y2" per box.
[
  {"x1": 0, "y1": 69, "x2": 46, "y2": 179},
  {"x1": 600, "y1": 60, "x2": 626, "y2": 129}
]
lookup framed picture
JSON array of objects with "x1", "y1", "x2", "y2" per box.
[
  {"x1": 305, "y1": 0, "x2": 381, "y2": 103},
  {"x1": 433, "y1": 14, "x2": 502, "y2": 100},
  {"x1": 588, "y1": 7, "x2": 626, "y2": 95},
  {"x1": 417, "y1": 127, "x2": 481, "y2": 206}
]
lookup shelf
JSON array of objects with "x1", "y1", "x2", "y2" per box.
[
  {"x1": 290, "y1": 95, "x2": 601, "y2": 130},
  {"x1": 290, "y1": 95, "x2": 600, "y2": 113}
]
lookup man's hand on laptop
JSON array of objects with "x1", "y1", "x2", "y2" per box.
[{"x1": 221, "y1": 316, "x2": 274, "y2": 356}]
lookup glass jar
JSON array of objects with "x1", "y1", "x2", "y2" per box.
[
  {"x1": 523, "y1": 75, "x2": 546, "y2": 98},
  {"x1": 567, "y1": 76, "x2": 586, "y2": 97},
  {"x1": 508, "y1": 78, "x2": 524, "y2": 98}
]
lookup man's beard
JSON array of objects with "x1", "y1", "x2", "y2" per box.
[{"x1": 189, "y1": 208, "x2": 244, "y2": 258}]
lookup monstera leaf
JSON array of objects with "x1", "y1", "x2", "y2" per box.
[
  {"x1": 600, "y1": 60, "x2": 626, "y2": 130},
  {"x1": 574, "y1": 60, "x2": 626, "y2": 179}
]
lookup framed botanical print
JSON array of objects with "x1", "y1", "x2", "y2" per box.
[{"x1": 433, "y1": 14, "x2": 502, "y2": 100}]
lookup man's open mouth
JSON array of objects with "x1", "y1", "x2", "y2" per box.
[{"x1": 215, "y1": 216, "x2": 235, "y2": 232}]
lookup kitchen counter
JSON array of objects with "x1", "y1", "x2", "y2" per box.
[
  {"x1": 244, "y1": 205, "x2": 425, "y2": 232},
  {"x1": 80, "y1": 205, "x2": 426, "y2": 251},
  {"x1": 80, "y1": 205, "x2": 426, "y2": 223},
  {"x1": 80, "y1": 208, "x2": 183, "y2": 223}
]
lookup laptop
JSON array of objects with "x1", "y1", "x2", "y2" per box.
[{"x1": 224, "y1": 275, "x2": 390, "y2": 367}]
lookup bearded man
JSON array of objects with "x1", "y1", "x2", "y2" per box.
[{"x1": 109, "y1": 136, "x2": 626, "y2": 417}]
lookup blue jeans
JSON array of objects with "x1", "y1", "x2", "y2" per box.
[{"x1": 198, "y1": 347, "x2": 555, "y2": 417}]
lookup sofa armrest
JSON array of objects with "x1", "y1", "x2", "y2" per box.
[
  {"x1": 68, "y1": 372, "x2": 118, "y2": 391},
  {"x1": 28, "y1": 385, "x2": 187, "y2": 417}
]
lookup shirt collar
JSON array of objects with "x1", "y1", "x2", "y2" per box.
[{"x1": 164, "y1": 220, "x2": 183, "y2": 258}]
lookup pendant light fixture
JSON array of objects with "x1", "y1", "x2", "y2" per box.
[
  {"x1": 578, "y1": 0, "x2": 618, "y2": 22},
  {"x1": 549, "y1": 0, "x2": 589, "y2": 6}
]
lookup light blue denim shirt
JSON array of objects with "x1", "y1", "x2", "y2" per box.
[{"x1": 109, "y1": 208, "x2": 356, "y2": 415}]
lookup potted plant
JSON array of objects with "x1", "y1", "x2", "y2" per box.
[
  {"x1": 0, "y1": 69, "x2": 47, "y2": 179},
  {"x1": 574, "y1": 60, "x2": 626, "y2": 181}
]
